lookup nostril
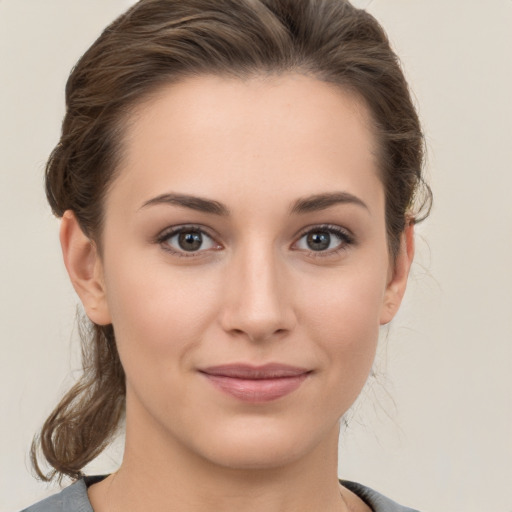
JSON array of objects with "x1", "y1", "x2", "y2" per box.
[{"x1": 227, "y1": 326, "x2": 289, "y2": 342}]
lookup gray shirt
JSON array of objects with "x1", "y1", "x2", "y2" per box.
[{"x1": 21, "y1": 476, "x2": 420, "y2": 512}]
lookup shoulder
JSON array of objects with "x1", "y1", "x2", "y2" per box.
[
  {"x1": 341, "y1": 480, "x2": 421, "y2": 512},
  {"x1": 20, "y1": 476, "x2": 105, "y2": 512},
  {"x1": 21, "y1": 476, "x2": 418, "y2": 512}
]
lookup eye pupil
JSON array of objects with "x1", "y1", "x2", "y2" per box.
[
  {"x1": 307, "y1": 231, "x2": 330, "y2": 251},
  {"x1": 178, "y1": 231, "x2": 202, "y2": 251}
]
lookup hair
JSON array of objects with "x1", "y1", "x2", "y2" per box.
[{"x1": 32, "y1": 0, "x2": 432, "y2": 482}]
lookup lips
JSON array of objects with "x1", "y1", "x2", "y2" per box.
[{"x1": 199, "y1": 364, "x2": 310, "y2": 403}]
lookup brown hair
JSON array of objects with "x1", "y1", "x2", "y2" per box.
[{"x1": 32, "y1": 0, "x2": 432, "y2": 482}]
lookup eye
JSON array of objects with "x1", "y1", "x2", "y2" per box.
[
  {"x1": 293, "y1": 225, "x2": 353, "y2": 254},
  {"x1": 158, "y1": 226, "x2": 219, "y2": 255}
]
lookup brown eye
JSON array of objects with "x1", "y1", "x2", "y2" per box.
[
  {"x1": 178, "y1": 231, "x2": 203, "y2": 251},
  {"x1": 306, "y1": 231, "x2": 331, "y2": 251},
  {"x1": 294, "y1": 225, "x2": 353, "y2": 254},
  {"x1": 160, "y1": 227, "x2": 218, "y2": 255}
]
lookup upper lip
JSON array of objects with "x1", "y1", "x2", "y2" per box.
[{"x1": 199, "y1": 363, "x2": 310, "y2": 379}]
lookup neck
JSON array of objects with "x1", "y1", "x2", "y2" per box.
[{"x1": 101, "y1": 402, "x2": 346, "y2": 512}]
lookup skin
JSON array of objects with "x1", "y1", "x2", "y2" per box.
[{"x1": 61, "y1": 74, "x2": 414, "y2": 512}]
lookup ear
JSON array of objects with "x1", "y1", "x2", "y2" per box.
[
  {"x1": 60, "y1": 210, "x2": 112, "y2": 325},
  {"x1": 379, "y1": 223, "x2": 415, "y2": 325}
]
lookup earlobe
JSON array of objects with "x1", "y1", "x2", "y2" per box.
[
  {"x1": 379, "y1": 223, "x2": 415, "y2": 325},
  {"x1": 60, "y1": 211, "x2": 112, "y2": 326}
]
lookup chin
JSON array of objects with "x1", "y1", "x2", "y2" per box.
[
  {"x1": 189, "y1": 416, "x2": 339, "y2": 472},
  {"x1": 203, "y1": 443, "x2": 306, "y2": 472}
]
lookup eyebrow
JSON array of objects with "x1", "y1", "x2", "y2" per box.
[
  {"x1": 290, "y1": 192, "x2": 369, "y2": 214},
  {"x1": 139, "y1": 191, "x2": 367, "y2": 216},
  {"x1": 140, "y1": 193, "x2": 230, "y2": 216}
]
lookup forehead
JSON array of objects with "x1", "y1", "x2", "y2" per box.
[{"x1": 109, "y1": 73, "x2": 382, "y2": 215}]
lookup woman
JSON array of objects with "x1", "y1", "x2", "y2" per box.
[{"x1": 23, "y1": 0, "x2": 431, "y2": 511}]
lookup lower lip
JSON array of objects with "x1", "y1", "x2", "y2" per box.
[{"x1": 202, "y1": 374, "x2": 308, "y2": 403}]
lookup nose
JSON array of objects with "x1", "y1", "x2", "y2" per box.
[{"x1": 219, "y1": 243, "x2": 296, "y2": 343}]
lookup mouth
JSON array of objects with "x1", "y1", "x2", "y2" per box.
[{"x1": 199, "y1": 363, "x2": 311, "y2": 403}]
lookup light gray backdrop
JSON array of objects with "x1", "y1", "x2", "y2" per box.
[{"x1": 1, "y1": 1, "x2": 511, "y2": 511}]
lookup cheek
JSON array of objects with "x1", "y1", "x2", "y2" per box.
[
  {"x1": 304, "y1": 263, "x2": 387, "y2": 333},
  {"x1": 102, "y1": 256, "x2": 222, "y2": 374},
  {"x1": 300, "y1": 265, "x2": 388, "y2": 391}
]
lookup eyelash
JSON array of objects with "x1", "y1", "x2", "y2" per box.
[
  {"x1": 155, "y1": 224, "x2": 355, "y2": 258},
  {"x1": 156, "y1": 225, "x2": 221, "y2": 258},
  {"x1": 293, "y1": 224, "x2": 355, "y2": 258}
]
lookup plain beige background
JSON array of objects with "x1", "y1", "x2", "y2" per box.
[{"x1": 1, "y1": 1, "x2": 511, "y2": 511}]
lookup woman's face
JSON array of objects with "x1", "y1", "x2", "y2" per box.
[{"x1": 71, "y1": 74, "x2": 411, "y2": 470}]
